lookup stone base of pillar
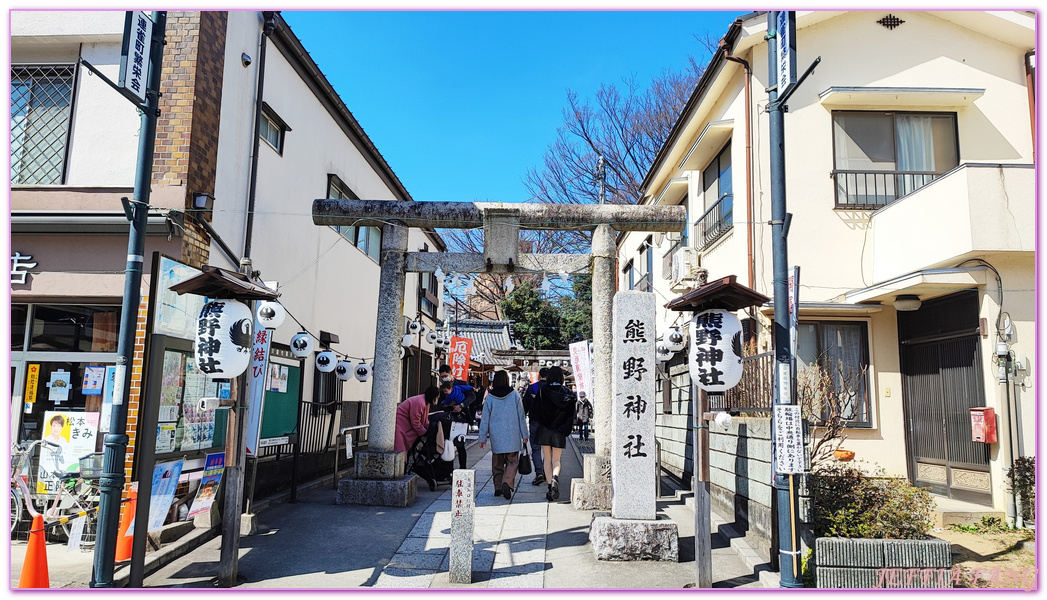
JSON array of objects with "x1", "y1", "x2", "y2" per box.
[
  {"x1": 353, "y1": 450, "x2": 406, "y2": 479},
  {"x1": 571, "y1": 479, "x2": 612, "y2": 510},
  {"x1": 583, "y1": 454, "x2": 611, "y2": 484},
  {"x1": 337, "y1": 474, "x2": 418, "y2": 507},
  {"x1": 589, "y1": 513, "x2": 679, "y2": 562}
]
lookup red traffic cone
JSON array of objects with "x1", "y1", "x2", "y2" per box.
[
  {"x1": 115, "y1": 491, "x2": 137, "y2": 562},
  {"x1": 18, "y1": 514, "x2": 49, "y2": 588}
]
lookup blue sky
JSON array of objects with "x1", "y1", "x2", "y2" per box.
[{"x1": 282, "y1": 10, "x2": 743, "y2": 204}]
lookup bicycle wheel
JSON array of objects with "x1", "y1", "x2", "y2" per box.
[{"x1": 10, "y1": 487, "x2": 23, "y2": 534}]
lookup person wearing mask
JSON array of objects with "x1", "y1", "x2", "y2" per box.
[
  {"x1": 394, "y1": 386, "x2": 441, "y2": 453},
  {"x1": 438, "y1": 380, "x2": 473, "y2": 469},
  {"x1": 521, "y1": 368, "x2": 548, "y2": 485},
  {"x1": 476, "y1": 370, "x2": 528, "y2": 500},
  {"x1": 532, "y1": 366, "x2": 576, "y2": 502},
  {"x1": 575, "y1": 391, "x2": 593, "y2": 441}
]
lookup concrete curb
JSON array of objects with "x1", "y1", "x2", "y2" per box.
[{"x1": 113, "y1": 527, "x2": 218, "y2": 587}]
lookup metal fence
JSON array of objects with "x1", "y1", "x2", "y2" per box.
[
  {"x1": 693, "y1": 194, "x2": 733, "y2": 251},
  {"x1": 714, "y1": 351, "x2": 774, "y2": 412},
  {"x1": 832, "y1": 170, "x2": 939, "y2": 209},
  {"x1": 11, "y1": 64, "x2": 76, "y2": 185}
]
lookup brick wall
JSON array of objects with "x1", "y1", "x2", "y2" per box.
[
  {"x1": 153, "y1": 10, "x2": 228, "y2": 269},
  {"x1": 123, "y1": 298, "x2": 149, "y2": 489}
]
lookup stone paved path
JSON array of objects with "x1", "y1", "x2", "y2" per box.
[{"x1": 374, "y1": 449, "x2": 549, "y2": 588}]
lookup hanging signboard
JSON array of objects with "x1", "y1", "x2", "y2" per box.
[
  {"x1": 776, "y1": 11, "x2": 797, "y2": 97},
  {"x1": 569, "y1": 340, "x2": 593, "y2": 399},
  {"x1": 448, "y1": 336, "x2": 473, "y2": 382},
  {"x1": 119, "y1": 11, "x2": 153, "y2": 103},
  {"x1": 688, "y1": 309, "x2": 744, "y2": 392}
]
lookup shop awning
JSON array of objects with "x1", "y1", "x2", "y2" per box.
[{"x1": 170, "y1": 265, "x2": 280, "y2": 300}]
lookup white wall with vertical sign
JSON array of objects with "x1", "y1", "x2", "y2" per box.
[{"x1": 119, "y1": 11, "x2": 152, "y2": 103}]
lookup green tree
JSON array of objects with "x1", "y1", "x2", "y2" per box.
[
  {"x1": 500, "y1": 281, "x2": 562, "y2": 350},
  {"x1": 557, "y1": 274, "x2": 592, "y2": 344}
]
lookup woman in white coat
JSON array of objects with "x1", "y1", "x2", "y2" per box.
[{"x1": 477, "y1": 370, "x2": 529, "y2": 500}]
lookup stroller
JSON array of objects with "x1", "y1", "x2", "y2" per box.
[{"x1": 408, "y1": 414, "x2": 459, "y2": 492}]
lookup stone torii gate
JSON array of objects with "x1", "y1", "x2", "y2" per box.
[{"x1": 313, "y1": 199, "x2": 686, "y2": 507}]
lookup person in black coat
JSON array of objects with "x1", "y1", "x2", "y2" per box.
[{"x1": 531, "y1": 366, "x2": 576, "y2": 502}]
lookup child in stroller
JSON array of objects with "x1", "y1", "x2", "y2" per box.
[{"x1": 408, "y1": 411, "x2": 466, "y2": 491}]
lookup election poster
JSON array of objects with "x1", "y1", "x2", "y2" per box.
[{"x1": 37, "y1": 411, "x2": 99, "y2": 495}]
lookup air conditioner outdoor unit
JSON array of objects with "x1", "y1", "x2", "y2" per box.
[{"x1": 670, "y1": 248, "x2": 705, "y2": 292}]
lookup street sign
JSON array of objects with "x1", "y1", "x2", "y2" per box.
[
  {"x1": 119, "y1": 11, "x2": 153, "y2": 103},
  {"x1": 776, "y1": 11, "x2": 797, "y2": 97}
]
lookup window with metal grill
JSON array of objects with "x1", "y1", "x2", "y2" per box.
[{"x1": 11, "y1": 65, "x2": 76, "y2": 185}]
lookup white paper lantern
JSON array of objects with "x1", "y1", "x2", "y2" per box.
[
  {"x1": 418, "y1": 323, "x2": 429, "y2": 337},
  {"x1": 504, "y1": 276, "x2": 515, "y2": 294},
  {"x1": 401, "y1": 333, "x2": 414, "y2": 348},
  {"x1": 316, "y1": 350, "x2": 337, "y2": 373},
  {"x1": 354, "y1": 362, "x2": 371, "y2": 382},
  {"x1": 666, "y1": 327, "x2": 687, "y2": 352},
  {"x1": 255, "y1": 300, "x2": 286, "y2": 329},
  {"x1": 290, "y1": 332, "x2": 314, "y2": 358},
  {"x1": 335, "y1": 361, "x2": 352, "y2": 381},
  {"x1": 195, "y1": 300, "x2": 253, "y2": 377},
  {"x1": 408, "y1": 321, "x2": 422, "y2": 334},
  {"x1": 399, "y1": 347, "x2": 406, "y2": 360},
  {"x1": 656, "y1": 341, "x2": 673, "y2": 362},
  {"x1": 426, "y1": 331, "x2": 438, "y2": 344},
  {"x1": 688, "y1": 309, "x2": 743, "y2": 392}
]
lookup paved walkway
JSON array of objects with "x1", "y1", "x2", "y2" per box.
[{"x1": 11, "y1": 435, "x2": 773, "y2": 589}]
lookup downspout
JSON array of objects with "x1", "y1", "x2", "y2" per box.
[
  {"x1": 242, "y1": 11, "x2": 278, "y2": 266},
  {"x1": 1024, "y1": 50, "x2": 1035, "y2": 162},
  {"x1": 723, "y1": 41, "x2": 757, "y2": 317}
]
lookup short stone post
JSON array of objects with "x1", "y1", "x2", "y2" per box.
[
  {"x1": 449, "y1": 469, "x2": 475, "y2": 583},
  {"x1": 590, "y1": 291, "x2": 679, "y2": 561},
  {"x1": 337, "y1": 222, "x2": 418, "y2": 507}
]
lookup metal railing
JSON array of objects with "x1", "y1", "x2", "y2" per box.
[
  {"x1": 693, "y1": 194, "x2": 733, "y2": 251},
  {"x1": 714, "y1": 351, "x2": 774, "y2": 413},
  {"x1": 832, "y1": 170, "x2": 940, "y2": 209},
  {"x1": 11, "y1": 65, "x2": 75, "y2": 185}
]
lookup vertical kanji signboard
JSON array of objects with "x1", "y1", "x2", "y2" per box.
[{"x1": 448, "y1": 336, "x2": 472, "y2": 382}]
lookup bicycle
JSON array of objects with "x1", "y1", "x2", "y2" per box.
[{"x1": 11, "y1": 441, "x2": 102, "y2": 548}]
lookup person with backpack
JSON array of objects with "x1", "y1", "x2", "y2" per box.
[
  {"x1": 575, "y1": 391, "x2": 593, "y2": 441},
  {"x1": 476, "y1": 370, "x2": 528, "y2": 500},
  {"x1": 531, "y1": 366, "x2": 576, "y2": 502},
  {"x1": 521, "y1": 367, "x2": 548, "y2": 485}
]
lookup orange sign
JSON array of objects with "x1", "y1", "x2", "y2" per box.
[
  {"x1": 25, "y1": 364, "x2": 40, "y2": 404},
  {"x1": 448, "y1": 337, "x2": 473, "y2": 382}
]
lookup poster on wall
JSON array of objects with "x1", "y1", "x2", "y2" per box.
[
  {"x1": 127, "y1": 459, "x2": 185, "y2": 536},
  {"x1": 82, "y1": 367, "x2": 105, "y2": 396},
  {"x1": 154, "y1": 256, "x2": 207, "y2": 341},
  {"x1": 187, "y1": 453, "x2": 225, "y2": 519},
  {"x1": 99, "y1": 366, "x2": 118, "y2": 433},
  {"x1": 178, "y1": 359, "x2": 216, "y2": 451},
  {"x1": 37, "y1": 411, "x2": 100, "y2": 495},
  {"x1": 47, "y1": 371, "x2": 72, "y2": 404},
  {"x1": 159, "y1": 351, "x2": 184, "y2": 422},
  {"x1": 156, "y1": 424, "x2": 177, "y2": 454}
]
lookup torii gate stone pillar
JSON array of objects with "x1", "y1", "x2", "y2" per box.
[{"x1": 314, "y1": 199, "x2": 685, "y2": 508}]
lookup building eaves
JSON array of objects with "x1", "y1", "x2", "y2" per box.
[{"x1": 270, "y1": 12, "x2": 446, "y2": 252}]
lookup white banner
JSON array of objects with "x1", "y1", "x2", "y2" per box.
[
  {"x1": 568, "y1": 340, "x2": 593, "y2": 399},
  {"x1": 245, "y1": 313, "x2": 272, "y2": 457},
  {"x1": 774, "y1": 404, "x2": 805, "y2": 474}
]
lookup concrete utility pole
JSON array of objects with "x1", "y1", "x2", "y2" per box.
[
  {"x1": 313, "y1": 200, "x2": 685, "y2": 509},
  {"x1": 91, "y1": 11, "x2": 166, "y2": 588},
  {"x1": 767, "y1": 11, "x2": 820, "y2": 588}
]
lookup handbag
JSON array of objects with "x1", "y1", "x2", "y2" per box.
[{"x1": 518, "y1": 445, "x2": 533, "y2": 475}]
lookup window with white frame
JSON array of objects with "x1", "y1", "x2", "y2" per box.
[
  {"x1": 637, "y1": 236, "x2": 653, "y2": 292},
  {"x1": 11, "y1": 65, "x2": 76, "y2": 185},
  {"x1": 259, "y1": 103, "x2": 289, "y2": 154},
  {"x1": 622, "y1": 259, "x2": 636, "y2": 291},
  {"x1": 796, "y1": 320, "x2": 871, "y2": 428},
  {"x1": 832, "y1": 111, "x2": 958, "y2": 208},
  {"x1": 418, "y1": 244, "x2": 440, "y2": 318}
]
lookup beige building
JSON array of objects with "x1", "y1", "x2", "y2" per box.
[{"x1": 619, "y1": 11, "x2": 1035, "y2": 517}]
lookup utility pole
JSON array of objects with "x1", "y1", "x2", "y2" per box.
[
  {"x1": 91, "y1": 11, "x2": 166, "y2": 588},
  {"x1": 767, "y1": 11, "x2": 819, "y2": 589}
]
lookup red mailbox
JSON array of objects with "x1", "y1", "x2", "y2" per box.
[{"x1": 969, "y1": 407, "x2": 997, "y2": 443}]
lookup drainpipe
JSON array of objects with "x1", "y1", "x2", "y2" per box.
[
  {"x1": 1024, "y1": 50, "x2": 1035, "y2": 162},
  {"x1": 242, "y1": 11, "x2": 277, "y2": 264},
  {"x1": 722, "y1": 40, "x2": 755, "y2": 291}
]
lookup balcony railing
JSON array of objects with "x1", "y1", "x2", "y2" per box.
[
  {"x1": 832, "y1": 169, "x2": 940, "y2": 209},
  {"x1": 693, "y1": 194, "x2": 733, "y2": 251}
]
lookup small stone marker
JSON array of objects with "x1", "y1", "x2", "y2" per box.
[
  {"x1": 449, "y1": 469, "x2": 475, "y2": 583},
  {"x1": 610, "y1": 291, "x2": 657, "y2": 520}
]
